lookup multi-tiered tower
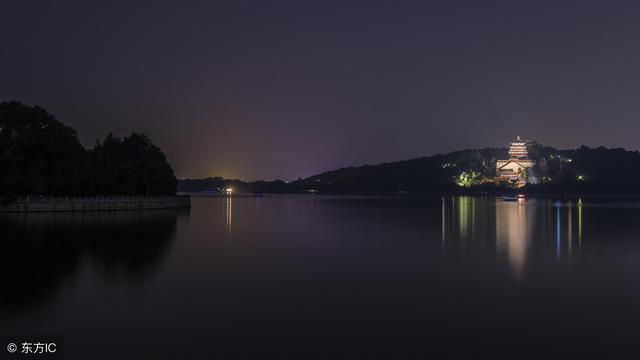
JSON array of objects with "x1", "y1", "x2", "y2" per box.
[
  {"x1": 508, "y1": 136, "x2": 529, "y2": 159},
  {"x1": 496, "y1": 136, "x2": 536, "y2": 187}
]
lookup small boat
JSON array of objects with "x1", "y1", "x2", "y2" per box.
[
  {"x1": 253, "y1": 193, "x2": 263, "y2": 198},
  {"x1": 502, "y1": 195, "x2": 518, "y2": 202}
]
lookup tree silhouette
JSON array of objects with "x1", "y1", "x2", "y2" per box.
[
  {"x1": 0, "y1": 101, "x2": 84, "y2": 197},
  {"x1": 0, "y1": 101, "x2": 177, "y2": 197},
  {"x1": 89, "y1": 133, "x2": 177, "y2": 195}
]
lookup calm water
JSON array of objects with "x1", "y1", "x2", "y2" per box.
[{"x1": 3, "y1": 195, "x2": 640, "y2": 359}]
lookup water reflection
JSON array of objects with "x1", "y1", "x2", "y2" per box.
[
  {"x1": 568, "y1": 205, "x2": 572, "y2": 256},
  {"x1": 226, "y1": 196, "x2": 232, "y2": 236},
  {"x1": 3, "y1": 196, "x2": 640, "y2": 359},
  {"x1": 556, "y1": 205, "x2": 561, "y2": 258},
  {"x1": 496, "y1": 199, "x2": 534, "y2": 279},
  {"x1": 554, "y1": 199, "x2": 584, "y2": 261},
  {"x1": 441, "y1": 196, "x2": 495, "y2": 253},
  {"x1": 578, "y1": 198, "x2": 583, "y2": 250},
  {"x1": 439, "y1": 196, "x2": 640, "y2": 281},
  {"x1": 0, "y1": 209, "x2": 188, "y2": 312}
]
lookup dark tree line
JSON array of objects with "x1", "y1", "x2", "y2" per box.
[
  {"x1": 0, "y1": 101, "x2": 177, "y2": 198},
  {"x1": 87, "y1": 133, "x2": 178, "y2": 195},
  {"x1": 177, "y1": 145, "x2": 640, "y2": 196},
  {"x1": 177, "y1": 176, "x2": 291, "y2": 193},
  {"x1": 293, "y1": 145, "x2": 640, "y2": 195}
]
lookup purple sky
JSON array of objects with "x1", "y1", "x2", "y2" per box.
[{"x1": 3, "y1": 0, "x2": 640, "y2": 180}]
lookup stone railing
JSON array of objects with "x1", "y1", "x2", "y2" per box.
[{"x1": 0, "y1": 195, "x2": 191, "y2": 212}]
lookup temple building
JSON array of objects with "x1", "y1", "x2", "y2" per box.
[{"x1": 496, "y1": 136, "x2": 536, "y2": 187}]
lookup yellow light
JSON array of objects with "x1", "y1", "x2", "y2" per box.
[{"x1": 225, "y1": 188, "x2": 233, "y2": 194}]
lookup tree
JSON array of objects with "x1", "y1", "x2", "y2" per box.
[
  {"x1": 89, "y1": 133, "x2": 177, "y2": 195},
  {"x1": 0, "y1": 101, "x2": 85, "y2": 197}
]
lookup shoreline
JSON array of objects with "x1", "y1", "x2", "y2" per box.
[
  {"x1": 0, "y1": 195, "x2": 191, "y2": 213},
  {"x1": 182, "y1": 191, "x2": 640, "y2": 200}
]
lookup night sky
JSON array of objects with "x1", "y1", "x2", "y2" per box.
[{"x1": 3, "y1": 0, "x2": 640, "y2": 180}]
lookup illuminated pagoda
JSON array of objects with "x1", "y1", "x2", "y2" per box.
[
  {"x1": 496, "y1": 136, "x2": 536, "y2": 187},
  {"x1": 508, "y1": 136, "x2": 529, "y2": 158}
]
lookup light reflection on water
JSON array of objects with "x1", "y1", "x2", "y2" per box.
[
  {"x1": 495, "y1": 198, "x2": 532, "y2": 279},
  {"x1": 226, "y1": 195, "x2": 232, "y2": 236},
  {"x1": 4, "y1": 195, "x2": 640, "y2": 359},
  {"x1": 442, "y1": 196, "x2": 595, "y2": 281}
]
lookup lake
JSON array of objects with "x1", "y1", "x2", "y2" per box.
[{"x1": 2, "y1": 195, "x2": 640, "y2": 359}]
